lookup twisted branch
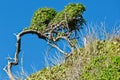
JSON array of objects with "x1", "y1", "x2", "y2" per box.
[
  {"x1": 4, "y1": 19, "x2": 77, "y2": 79},
  {"x1": 3, "y1": 30, "x2": 47, "y2": 80}
]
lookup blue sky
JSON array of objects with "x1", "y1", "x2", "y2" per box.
[{"x1": 0, "y1": 0, "x2": 120, "y2": 79}]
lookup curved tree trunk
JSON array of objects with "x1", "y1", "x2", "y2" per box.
[{"x1": 3, "y1": 30, "x2": 47, "y2": 80}]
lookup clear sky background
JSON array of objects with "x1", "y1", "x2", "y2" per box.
[{"x1": 0, "y1": 0, "x2": 120, "y2": 79}]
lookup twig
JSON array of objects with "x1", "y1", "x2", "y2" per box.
[
  {"x1": 53, "y1": 35, "x2": 74, "y2": 52},
  {"x1": 48, "y1": 42, "x2": 67, "y2": 56}
]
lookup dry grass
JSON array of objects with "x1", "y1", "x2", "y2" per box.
[{"x1": 12, "y1": 22, "x2": 120, "y2": 80}]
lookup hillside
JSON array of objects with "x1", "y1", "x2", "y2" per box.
[{"x1": 27, "y1": 39, "x2": 120, "y2": 80}]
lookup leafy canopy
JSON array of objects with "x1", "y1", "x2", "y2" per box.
[
  {"x1": 25, "y1": 3, "x2": 86, "y2": 32},
  {"x1": 51, "y1": 3, "x2": 86, "y2": 31},
  {"x1": 29, "y1": 8, "x2": 57, "y2": 31}
]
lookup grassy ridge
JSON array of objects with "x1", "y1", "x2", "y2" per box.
[{"x1": 27, "y1": 39, "x2": 120, "y2": 80}]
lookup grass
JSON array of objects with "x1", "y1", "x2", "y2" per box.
[{"x1": 26, "y1": 23, "x2": 120, "y2": 80}]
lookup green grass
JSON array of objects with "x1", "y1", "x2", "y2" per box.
[{"x1": 26, "y1": 39, "x2": 120, "y2": 80}]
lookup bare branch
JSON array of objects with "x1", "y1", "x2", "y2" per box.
[
  {"x1": 4, "y1": 27, "x2": 73, "y2": 80},
  {"x1": 53, "y1": 35, "x2": 74, "y2": 52},
  {"x1": 44, "y1": 20, "x2": 65, "y2": 33},
  {"x1": 64, "y1": 12, "x2": 69, "y2": 30},
  {"x1": 4, "y1": 30, "x2": 47, "y2": 80},
  {"x1": 48, "y1": 42, "x2": 67, "y2": 56}
]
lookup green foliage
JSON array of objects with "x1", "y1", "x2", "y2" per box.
[
  {"x1": 29, "y1": 8, "x2": 57, "y2": 31},
  {"x1": 25, "y1": 3, "x2": 86, "y2": 32},
  {"x1": 27, "y1": 40, "x2": 120, "y2": 80},
  {"x1": 80, "y1": 54, "x2": 120, "y2": 79},
  {"x1": 27, "y1": 65, "x2": 69, "y2": 80},
  {"x1": 51, "y1": 3, "x2": 86, "y2": 31},
  {"x1": 79, "y1": 40, "x2": 120, "y2": 80}
]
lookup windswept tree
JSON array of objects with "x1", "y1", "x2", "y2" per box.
[{"x1": 4, "y1": 3, "x2": 86, "y2": 80}]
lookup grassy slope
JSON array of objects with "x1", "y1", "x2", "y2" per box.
[{"x1": 27, "y1": 39, "x2": 120, "y2": 80}]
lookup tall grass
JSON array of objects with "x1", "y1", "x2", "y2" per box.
[{"x1": 64, "y1": 22, "x2": 120, "y2": 80}]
